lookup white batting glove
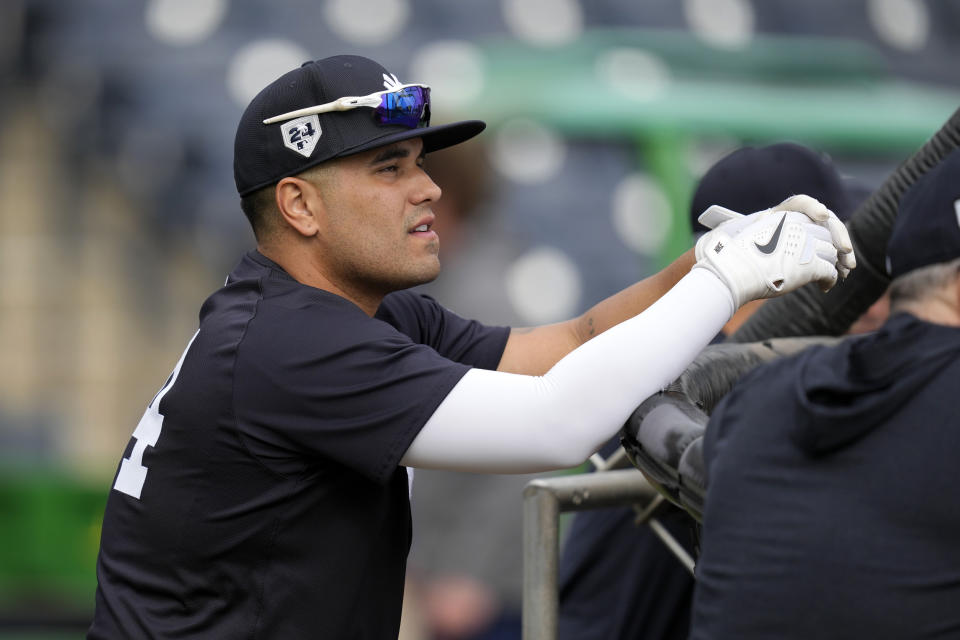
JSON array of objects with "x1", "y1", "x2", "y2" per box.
[
  {"x1": 698, "y1": 194, "x2": 857, "y2": 278},
  {"x1": 693, "y1": 196, "x2": 854, "y2": 310},
  {"x1": 770, "y1": 195, "x2": 856, "y2": 278}
]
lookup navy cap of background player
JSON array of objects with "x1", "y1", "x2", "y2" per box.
[
  {"x1": 886, "y1": 148, "x2": 960, "y2": 280},
  {"x1": 689, "y1": 142, "x2": 855, "y2": 238},
  {"x1": 234, "y1": 54, "x2": 486, "y2": 196}
]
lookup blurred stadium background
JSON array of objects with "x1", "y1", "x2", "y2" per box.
[{"x1": 0, "y1": 0, "x2": 958, "y2": 637}]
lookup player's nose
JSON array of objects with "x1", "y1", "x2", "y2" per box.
[{"x1": 412, "y1": 170, "x2": 442, "y2": 205}]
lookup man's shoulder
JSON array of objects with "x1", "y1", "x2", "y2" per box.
[
  {"x1": 378, "y1": 289, "x2": 441, "y2": 318},
  {"x1": 703, "y1": 349, "x2": 816, "y2": 457},
  {"x1": 376, "y1": 290, "x2": 447, "y2": 340},
  {"x1": 209, "y1": 251, "x2": 373, "y2": 323},
  {"x1": 193, "y1": 255, "x2": 398, "y2": 376},
  {"x1": 723, "y1": 348, "x2": 809, "y2": 407}
]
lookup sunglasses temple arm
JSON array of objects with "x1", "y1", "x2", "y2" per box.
[
  {"x1": 262, "y1": 101, "x2": 362, "y2": 125},
  {"x1": 262, "y1": 87, "x2": 425, "y2": 125},
  {"x1": 263, "y1": 106, "x2": 326, "y2": 125}
]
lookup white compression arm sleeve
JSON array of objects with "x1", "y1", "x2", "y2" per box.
[{"x1": 400, "y1": 268, "x2": 734, "y2": 473}]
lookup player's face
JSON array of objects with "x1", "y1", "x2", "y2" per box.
[{"x1": 315, "y1": 137, "x2": 443, "y2": 297}]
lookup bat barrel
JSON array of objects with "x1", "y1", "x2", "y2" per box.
[{"x1": 732, "y1": 105, "x2": 960, "y2": 343}]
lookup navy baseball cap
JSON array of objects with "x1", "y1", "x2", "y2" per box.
[
  {"x1": 886, "y1": 148, "x2": 960, "y2": 279},
  {"x1": 234, "y1": 55, "x2": 486, "y2": 196},
  {"x1": 690, "y1": 142, "x2": 855, "y2": 238}
]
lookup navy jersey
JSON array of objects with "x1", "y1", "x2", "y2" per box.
[{"x1": 89, "y1": 251, "x2": 509, "y2": 640}]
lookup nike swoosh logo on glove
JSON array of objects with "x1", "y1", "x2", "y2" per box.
[{"x1": 755, "y1": 214, "x2": 786, "y2": 254}]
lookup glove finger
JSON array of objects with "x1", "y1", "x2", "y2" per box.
[
  {"x1": 773, "y1": 194, "x2": 829, "y2": 222},
  {"x1": 815, "y1": 259, "x2": 840, "y2": 292},
  {"x1": 796, "y1": 220, "x2": 831, "y2": 265},
  {"x1": 814, "y1": 238, "x2": 839, "y2": 265},
  {"x1": 698, "y1": 204, "x2": 745, "y2": 230},
  {"x1": 795, "y1": 217, "x2": 832, "y2": 241},
  {"x1": 838, "y1": 243, "x2": 857, "y2": 271},
  {"x1": 781, "y1": 197, "x2": 852, "y2": 249},
  {"x1": 788, "y1": 206, "x2": 856, "y2": 271},
  {"x1": 811, "y1": 237, "x2": 854, "y2": 284},
  {"x1": 821, "y1": 212, "x2": 855, "y2": 256}
]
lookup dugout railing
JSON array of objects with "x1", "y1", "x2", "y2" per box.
[
  {"x1": 520, "y1": 336, "x2": 850, "y2": 639},
  {"x1": 521, "y1": 452, "x2": 691, "y2": 640}
]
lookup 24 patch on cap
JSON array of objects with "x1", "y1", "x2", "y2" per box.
[{"x1": 282, "y1": 115, "x2": 321, "y2": 158}]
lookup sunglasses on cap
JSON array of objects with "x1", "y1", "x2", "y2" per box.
[{"x1": 262, "y1": 84, "x2": 431, "y2": 129}]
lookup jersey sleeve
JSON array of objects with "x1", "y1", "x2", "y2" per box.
[
  {"x1": 232, "y1": 292, "x2": 480, "y2": 484},
  {"x1": 376, "y1": 290, "x2": 510, "y2": 370}
]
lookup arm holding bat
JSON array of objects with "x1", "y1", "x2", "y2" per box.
[{"x1": 402, "y1": 196, "x2": 854, "y2": 473}]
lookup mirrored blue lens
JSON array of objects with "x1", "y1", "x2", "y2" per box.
[{"x1": 374, "y1": 86, "x2": 430, "y2": 128}]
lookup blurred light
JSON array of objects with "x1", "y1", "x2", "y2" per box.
[
  {"x1": 595, "y1": 48, "x2": 671, "y2": 103},
  {"x1": 867, "y1": 0, "x2": 929, "y2": 51},
  {"x1": 501, "y1": 0, "x2": 584, "y2": 47},
  {"x1": 115, "y1": 126, "x2": 185, "y2": 197},
  {"x1": 684, "y1": 0, "x2": 755, "y2": 49},
  {"x1": 226, "y1": 39, "x2": 311, "y2": 107},
  {"x1": 490, "y1": 119, "x2": 566, "y2": 184},
  {"x1": 409, "y1": 40, "x2": 486, "y2": 112},
  {"x1": 324, "y1": 0, "x2": 410, "y2": 45},
  {"x1": 506, "y1": 247, "x2": 582, "y2": 323},
  {"x1": 611, "y1": 173, "x2": 673, "y2": 254},
  {"x1": 145, "y1": 0, "x2": 227, "y2": 46}
]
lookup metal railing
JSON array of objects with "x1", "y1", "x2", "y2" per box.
[{"x1": 521, "y1": 451, "x2": 695, "y2": 639}]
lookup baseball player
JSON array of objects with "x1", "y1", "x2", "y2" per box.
[{"x1": 88, "y1": 54, "x2": 854, "y2": 639}]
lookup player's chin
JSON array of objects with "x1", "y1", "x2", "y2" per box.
[
  {"x1": 420, "y1": 256, "x2": 442, "y2": 283},
  {"x1": 400, "y1": 255, "x2": 441, "y2": 288}
]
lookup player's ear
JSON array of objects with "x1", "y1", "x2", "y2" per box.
[{"x1": 275, "y1": 176, "x2": 323, "y2": 238}]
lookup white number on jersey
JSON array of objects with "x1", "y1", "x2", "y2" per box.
[{"x1": 113, "y1": 331, "x2": 199, "y2": 499}]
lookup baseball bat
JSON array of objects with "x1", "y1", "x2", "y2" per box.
[
  {"x1": 620, "y1": 336, "x2": 840, "y2": 521},
  {"x1": 730, "y1": 104, "x2": 960, "y2": 343}
]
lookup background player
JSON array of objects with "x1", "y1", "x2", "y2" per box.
[
  {"x1": 557, "y1": 141, "x2": 866, "y2": 640},
  {"x1": 690, "y1": 147, "x2": 960, "y2": 640}
]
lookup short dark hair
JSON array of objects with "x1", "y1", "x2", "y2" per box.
[
  {"x1": 239, "y1": 163, "x2": 337, "y2": 242},
  {"x1": 240, "y1": 184, "x2": 278, "y2": 241}
]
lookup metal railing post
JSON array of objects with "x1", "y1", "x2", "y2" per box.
[
  {"x1": 521, "y1": 468, "x2": 659, "y2": 640},
  {"x1": 522, "y1": 480, "x2": 560, "y2": 639}
]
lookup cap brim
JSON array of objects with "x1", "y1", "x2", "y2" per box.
[
  {"x1": 340, "y1": 120, "x2": 486, "y2": 158},
  {"x1": 237, "y1": 120, "x2": 486, "y2": 197}
]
